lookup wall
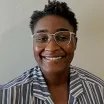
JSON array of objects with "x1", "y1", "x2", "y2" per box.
[{"x1": 0, "y1": 0, "x2": 104, "y2": 84}]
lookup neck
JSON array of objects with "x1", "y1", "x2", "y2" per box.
[{"x1": 42, "y1": 68, "x2": 69, "y2": 87}]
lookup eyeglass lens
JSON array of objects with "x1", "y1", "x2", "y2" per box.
[{"x1": 33, "y1": 31, "x2": 71, "y2": 47}]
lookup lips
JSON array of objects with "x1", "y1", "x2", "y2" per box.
[
  {"x1": 45, "y1": 56, "x2": 62, "y2": 60},
  {"x1": 41, "y1": 52, "x2": 66, "y2": 61},
  {"x1": 41, "y1": 55, "x2": 65, "y2": 61}
]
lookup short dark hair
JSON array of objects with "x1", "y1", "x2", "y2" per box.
[{"x1": 30, "y1": 0, "x2": 78, "y2": 34}]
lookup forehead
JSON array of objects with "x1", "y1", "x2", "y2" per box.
[{"x1": 34, "y1": 15, "x2": 73, "y2": 33}]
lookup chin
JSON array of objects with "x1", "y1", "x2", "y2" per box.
[{"x1": 40, "y1": 64, "x2": 69, "y2": 75}]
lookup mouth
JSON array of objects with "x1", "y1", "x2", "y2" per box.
[
  {"x1": 45, "y1": 56, "x2": 62, "y2": 60},
  {"x1": 42, "y1": 56, "x2": 65, "y2": 60}
]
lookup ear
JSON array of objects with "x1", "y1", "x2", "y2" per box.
[{"x1": 74, "y1": 36, "x2": 77, "y2": 50}]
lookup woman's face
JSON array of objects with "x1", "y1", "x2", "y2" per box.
[{"x1": 33, "y1": 15, "x2": 77, "y2": 75}]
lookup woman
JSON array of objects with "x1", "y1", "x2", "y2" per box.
[{"x1": 0, "y1": 0, "x2": 104, "y2": 104}]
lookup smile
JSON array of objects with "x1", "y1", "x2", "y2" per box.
[{"x1": 44, "y1": 56, "x2": 63, "y2": 60}]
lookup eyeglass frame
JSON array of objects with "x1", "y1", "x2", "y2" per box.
[{"x1": 31, "y1": 30, "x2": 76, "y2": 47}]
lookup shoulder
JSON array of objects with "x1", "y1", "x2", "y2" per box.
[
  {"x1": 71, "y1": 65, "x2": 104, "y2": 87},
  {"x1": 2, "y1": 66, "x2": 40, "y2": 89}
]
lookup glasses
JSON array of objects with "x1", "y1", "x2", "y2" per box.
[{"x1": 31, "y1": 31, "x2": 75, "y2": 48}]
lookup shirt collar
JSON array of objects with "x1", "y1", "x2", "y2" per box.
[
  {"x1": 32, "y1": 66, "x2": 84, "y2": 101},
  {"x1": 32, "y1": 66, "x2": 50, "y2": 100},
  {"x1": 69, "y1": 66, "x2": 84, "y2": 100}
]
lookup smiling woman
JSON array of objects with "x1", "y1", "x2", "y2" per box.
[
  {"x1": 0, "y1": 0, "x2": 104, "y2": 104},
  {"x1": 33, "y1": 15, "x2": 76, "y2": 77}
]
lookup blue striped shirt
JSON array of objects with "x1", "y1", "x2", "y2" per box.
[{"x1": 0, "y1": 65, "x2": 104, "y2": 104}]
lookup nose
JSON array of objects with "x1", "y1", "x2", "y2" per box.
[{"x1": 45, "y1": 37, "x2": 60, "y2": 52}]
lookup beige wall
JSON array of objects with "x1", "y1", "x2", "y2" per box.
[{"x1": 0, "y1": 0, "x2": 104, "y2": 84}]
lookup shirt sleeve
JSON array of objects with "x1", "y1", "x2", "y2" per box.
[
  {"x1": 0, "y1": 86, "x2": 15, "y2": 104},
  {"x1": 0, "y1": 83, "x2": 34, "y2": 104}
]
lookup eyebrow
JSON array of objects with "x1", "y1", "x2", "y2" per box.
[
  {"x1": 56, "y1": 28, "x2": 69, "y2": 32},
  {"x1": 36, "y1": 28, "x2": 69, "y2": 33},
  {"x1": 36, "y1": 29, "x2": 48, "y2": 33}
]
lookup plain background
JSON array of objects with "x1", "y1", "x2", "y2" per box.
[{"x1": 0, "y1": 0, "x2": 104, "y2": 84}]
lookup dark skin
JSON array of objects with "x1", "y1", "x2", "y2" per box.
[{"x1": 33, "y1": 15, "x2": 77, "y2": 104}]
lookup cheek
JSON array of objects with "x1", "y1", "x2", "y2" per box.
[
  {"x1": 33, "y1": 45, "x2": 43, "y2": 61},
  {"x1": 66, "y1": 47, "x2": 74, "y2": 64},
  {"x1": 65, "y1": 43, "x2": 75, "y2": 54},
  {"x1": 67, "y1": 37, "x2": 76, "y2": 53},
  {"x1": 64, "y1": 41, "x2": 75, "y2": 60}
]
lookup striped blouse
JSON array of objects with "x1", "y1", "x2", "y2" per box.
[{"x1": 0, "y1": 66, "x2": 104, "y2": 104}]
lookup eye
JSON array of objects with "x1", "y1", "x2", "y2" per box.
[
  {"x1": 55, "y1": 31, "x2": 70, "y2": 41},
  {"x1": 56, "y1": 35, "x2": 64, "y2": 40},
  {"x1": 35, "y1": 34, "x2": 48, "y2": 42},
  {"x1": 55, "y1": 35, "x2": 70, "y2": 41}
]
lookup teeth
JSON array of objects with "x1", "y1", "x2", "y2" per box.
[{"x1": 45, "y1": 57, "x2": 62, "y2": 60}]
